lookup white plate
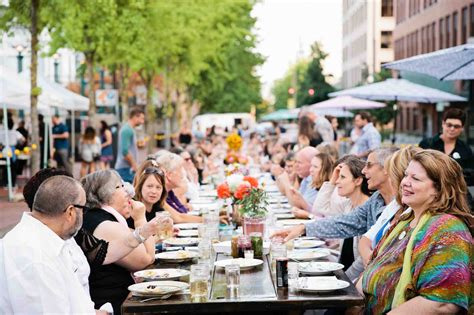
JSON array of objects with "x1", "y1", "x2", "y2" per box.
[
  {"x1": 297, "y1": 276, "x2": 350, "y2": 292},
  {"x1": 155, "y1": 250, "x2": 199, "y2": 262},
  {"x1": 177, "y1": 230, "x2": 199, "y2": 237},
  {"x1": 298, "y1": 262, "x2": 345, "y2": 275},
  {"x1": 268, "y1": 198, "x2": 288, "y2": 204},
  {"x1": 294, "y1": 240, "x2": 325, "y2": 249},
  {"x1": 134, "y1": 268, "x2": 191, "y2": 281},
  {"x1": 270, "y1": 208, "x2": 292, "y2": 214},
  {"x1": 189, "y1": 198, "x2": 216, "y2": 204},
  {"x1": 188, "y1": 210, "x2": 201, "y2": 216},
  {"x1": 278, "y1": 219, "x2": 310, "y2": 226},
  {"x1": 174, "y1": 223, "x2": 201, "y2": 230},
  {"x1": 128, "y1": 280, "x2": 189, "y2": 296},
  {"x1": 275, "y1": 213, "x2": 295, "y2": 219},
  {"x1": 199, "y1": 191, "x2": 217, "y2": 197},
  {"x1": 214, "y1": 258, "x2": 263, "y2": 270},
  {"x1": 164, "y1": 238, "x2": 200, "y2": 247},
  {"x1": 213, "y1": 240, "x2": 271, "y2": 255},
  {"x1": 288, "y1": 249, "x2": 331, "y2": 262}
]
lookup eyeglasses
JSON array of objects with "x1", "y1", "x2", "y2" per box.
[
  {"x1": 72, "y1": 204, "x2": 91, "y2": 214},
  {"x1": 365, "y1": 161, "x2": 380, "y2": 169},
  {"x1": 445, "y1": 123, "x2": 463, "y2": 130},
  {"x1": 184, "y1": 157, "x2": 192, "y2": 162},
  {"x1": 143, "y1": 167, "x2": 165, "y2": 177}
]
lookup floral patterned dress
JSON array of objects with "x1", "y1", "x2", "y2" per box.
[{"x1": 362, "y1": 214, "x2": 473, "y2": 314}]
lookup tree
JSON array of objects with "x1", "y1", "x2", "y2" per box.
[{"x1": 271, "y1": 59, "x2": 308, "y2": 110}]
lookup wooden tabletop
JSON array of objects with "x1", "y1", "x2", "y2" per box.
[{"x1": 122, "y1": 252, "x2": 364, "y2": 314}]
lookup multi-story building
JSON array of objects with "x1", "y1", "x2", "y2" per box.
[
  {"x1": 342, "y1": 0, "x2": 395, "y2": 88},
  {"x1": 393, "y1": 0, "x2": 474, "y2": 137}
]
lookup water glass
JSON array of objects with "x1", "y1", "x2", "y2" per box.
[
  {"x1": 198, "y1": 225, "x2": 208, "y2": 239},
  {"x1": 198, "y1": 239, "x2": 211, "y2": 262},
  {"x1": 288, "y1": 262, "x2": 299, "y2": 293},
  {"x1": 225, "y1": 264, "x2": 240, "y2": 289},
  {"x1": 270, "y1": 241, "x2": 287, "y2": 271},
  {"x1": 190, "y1": 264, "x2": 209, "y2": 302}
]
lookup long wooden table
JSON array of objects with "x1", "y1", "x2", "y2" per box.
[{"x1": 122, "y1": 252, "x2": 364, "y2": 314}]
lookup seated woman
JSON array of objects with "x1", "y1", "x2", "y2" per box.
[
  {"x1": 290, "y1": 152, "x2": 334, "y2": 216},
  {"x1": 131, "y1": 160, "x2": 168, "y2": 226},
  {"x1": 81, "y1": 170, "x2": 157, "y2": 314},
  {"x1": 358, "y1": 150, "x2": 473, "y2": 314}
]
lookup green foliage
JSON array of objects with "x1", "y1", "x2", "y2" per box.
[
  {"x1": 271, "y1": 42, "x2": 334, "y2": 110},
  {"x1": 236, "y1": 188, "x2": 268, "y2": 218}
]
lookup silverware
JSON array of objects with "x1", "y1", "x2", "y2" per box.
[{"x1": 139, "y1": 294, "x2": 172, "y2": 303}]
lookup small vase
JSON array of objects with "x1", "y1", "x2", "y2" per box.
[
  {"x1": 232, "y1": 204, "x2": 243, "y2": 226},
  {"x1": 243, "y1": 216, "x2": 266, "y2": 236}
]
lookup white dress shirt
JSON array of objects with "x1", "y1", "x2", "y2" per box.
[{"x1": 0, "y1": 213, "x2": 95, "y2": 315}]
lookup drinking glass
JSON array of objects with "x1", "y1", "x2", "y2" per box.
[
  {"x1": 190, "y1": 264, "x2": 209, "y2": 302},
  {"x1": 225, "y1": 264, "x2": 240, "y2": 289},
  {"x1": 288, "y1": 262, "x2": 299, "y2": 293},
  {"x1": 270, "y1": 241, "x2": 287, "y2": 272},
  {"x1": 198, "y1": 239, "x2": 211, "y2": 262},
  {"x1": 156, "y1": 212, "x2": 173, "y2": 241},
  {"x1": 244, "y1": 249, "x2": 254, "y2": 259}
]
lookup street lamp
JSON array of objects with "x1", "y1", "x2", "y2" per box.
[
  {"x1": 53, "y1": 53, "x2": 60, "y2": 83},
  {"x1": 15, "y1": 44, "x2": 24, "y2": 73}
]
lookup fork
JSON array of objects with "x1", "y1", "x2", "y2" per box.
[{"x1": 139, "y1": 294, "x2": 172, "y2": 303}]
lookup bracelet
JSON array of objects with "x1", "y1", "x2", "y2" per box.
[
  {"x1": 308, "y1": 214, "x2": 315, "y2": 220},
  {"x1": 133, "y1": 227, "x2": 146, "y2": 244}
]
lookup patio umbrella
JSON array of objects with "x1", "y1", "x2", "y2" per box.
[
  {"x1": 304, "y1": 106, "x2": 354, "y2": 118},
  {"x1": 383, "y1": 44, "x2": 474, "y2": 81},
  {"x1": 308, "y1": 96, "x2": 385, "y2": 110},
  {"x1": 328, "y1": 78, "x2": 466, "y2": 143},
  {"x1": 260, "y1": 109, "x2": 300, "y2": 121},
  {"x1": 328, "y1": 78, "x2": 466, "y2": 103}
]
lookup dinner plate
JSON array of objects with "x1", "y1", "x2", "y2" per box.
[
  {"x1": 199, "y1": 190, "x2": 217, "y2": 198},
  {"x1": 188, "y1": 210, "x2": 201, "y2": 216},
  {"x1": 155, "y1": 250, "x2": 199, "y2": 262},
  {"x1": 294, "y1": 239, "x2": 325, "y2": 249},
  {"x1": 275, "y1": 213, "x2": 295, "y2": 219},
  {"x1": 270, "y1": 208, "x2": 292, "y2": 214},
  {"x1": 128, "y1": 280, "x2": 189, "y2": 296},
  {"x1": 288, "y1": 249, "x2": 331, "y2": 262},
  {"x1": 214, "y1": 258, "x2": 263, "y2": 270},
  {"x1": 174, "y1": 223, "x2": 201, "y2": 230},
  {"x1": 268, "y1": 198, "x2": 288, "y2": 204},
  {"x1": 164, "y1": 238, "x2": 200, "y2": 247},
  {"x1": 297, "y1": 262, "x2": 345, "y2": 275},
  {"x1": 278, "y1": 219, "x2": 310, "y2": 226},
  {"x1": 134, "y1": 268, "x2": 191, "y2": 281},
  {"x1": 213, "y1": 240, "x2": 271, "y2": 255},
  {"x1": 189, "y1": 198, "x2": 216, "y2": 204},
  {"x1": 177, "y1": 230, "x2": 199, "y2": 238},
  {"x1": 297, "y1": 276, "x2": 350, "y2": 293}
]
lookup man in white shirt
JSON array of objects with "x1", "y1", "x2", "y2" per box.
[{"x1": 0, "y1": 176, "x2": 105, "y2": 314}]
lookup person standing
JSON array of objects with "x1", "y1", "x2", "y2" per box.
[
  {"x1": 52, "y1": 115, "x2": 73, "y2": 174},
  {"x1": 353, "y1": 111, "x2": 381, "y2": 158},
  {"x1": 115, "y1": 107, "x2": 145, "y2": 183},
  {"x1": 99, "y1": 121, "x2": 114, "y2": 169},
  {"x1": 79, "y1": 127, "x2": 101, "y2": 177},
  {"x1": 419, "y1": 108, "x2": 473, "y2": 175}
]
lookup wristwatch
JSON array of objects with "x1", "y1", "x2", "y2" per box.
[
  {"x1": 133, "y1": 227, "x2": 146, "y2": 243},
  {"x1": 307, "y1": 214, "x2": 315, "y2": 220}
]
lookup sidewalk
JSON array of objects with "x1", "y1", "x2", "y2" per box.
[{"x1": 0, "y1": 189, "x2": 27, "y2": 238}]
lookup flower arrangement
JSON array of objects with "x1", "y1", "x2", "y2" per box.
[
  {"x1": 226, "y1": 133, "x2": 242, "y2": 151},
  {"x1": 224, "y1": 163, "x2": 249, "y2": 176},
  {"x1": 217, "y1": 174, "x2": 267, "y2": 218}
]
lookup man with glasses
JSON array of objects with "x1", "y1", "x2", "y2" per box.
[
  {"x1": 419, "y1": 108, "x2": 473, "y2": 176},
  {"x1": 0, "y1": 176, "x2": 105, "y2": 314}
]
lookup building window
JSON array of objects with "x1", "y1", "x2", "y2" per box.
[
  {"x1": 382, "y1": 0, "x2": 393, "y2": 17},
  {"x1": 446, "y1": 15, "x2": 451, "y2": 48},
  {"x1": 453, "y1": 11, "x2": 458, "y2": 46},
  {"x1": 470, "y1": 4, "x2": 474, "y2": 37},
  {"x1": 381, "y1": 31, "x2": 392, "y2": 48},
  {"x1": 431, "y1": 22, "x2": 435, "y2": 51},
  {"x1": 462, "y1": 7, "x2": 468, "y2": 44},
  {"x1": 439, "y1": 18, "x2": 444, "y2": 49}
]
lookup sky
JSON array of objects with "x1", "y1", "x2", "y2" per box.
[{"x1": 252, "y1": 0, "x2": 342, "y2": 100}]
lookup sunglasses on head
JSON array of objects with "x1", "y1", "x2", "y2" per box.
[{"x1": 143, "y1": 167, "x2": 165, "y2": 177}]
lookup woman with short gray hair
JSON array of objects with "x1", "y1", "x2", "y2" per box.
[{"x1": 81, "y1": 169, "x2": 156, "y2": 314}]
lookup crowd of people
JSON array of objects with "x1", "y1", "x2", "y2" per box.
[{"x1": 0, "y1": 106, "x2": 473, "y2": 314}]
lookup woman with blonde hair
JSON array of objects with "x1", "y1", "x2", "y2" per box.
[{"x1": 358, "y1": 150, "x2": 473, "y2": 314}]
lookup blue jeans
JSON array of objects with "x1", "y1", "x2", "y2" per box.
[{"x1": 116, "y1": 167, "x2": 135, "y2": 183}]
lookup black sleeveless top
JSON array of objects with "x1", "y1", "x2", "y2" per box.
[{"x1": 82, "y1": 208, "x2": 134, "y2": 314}]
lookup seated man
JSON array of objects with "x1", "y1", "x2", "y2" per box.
[
  {"x1": 0, "y1": 176, "x2": 104, "y2": 314},
  {"x1": 271, "y1": 146, "x2": 318, "y2": 211}
]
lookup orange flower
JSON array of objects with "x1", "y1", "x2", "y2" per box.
[
  {"x1": 234, "y1": 184, "x2": 251, "y2": 200},
  {"x1": 217, "y1": 183, "x2": 231, "y2": 199},
  {"x1": 243, "y1": 176, "x2": 258, "y2": 188}
]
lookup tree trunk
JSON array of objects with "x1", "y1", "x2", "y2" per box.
[
  {"x1": 30, "y1": 0, "x2": 40, "y2": 174},
  {"x1": 86, "y1": 52, "x2": 96, "y2": 125},
  {"x1": 145, "y1": 73, "x2": 156, "y2": 154},
  {"x1": 119, "y1": 64, "x2": 130, "y2": 122}
]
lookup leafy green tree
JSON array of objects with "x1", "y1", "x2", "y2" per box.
[{"x1": 271, "y1": 60, "x2": 308, "y2": 110}]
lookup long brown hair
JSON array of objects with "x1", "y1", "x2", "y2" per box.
[
  {"x1": 134, "y1": 159, "x2": 167, "y2": 209},
  {"x1": 312, "y1": 153, "x2": 334, "y2": 189},
  {"x1": 411, "y1": 150, "x2": 474, "y2": 233}
]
